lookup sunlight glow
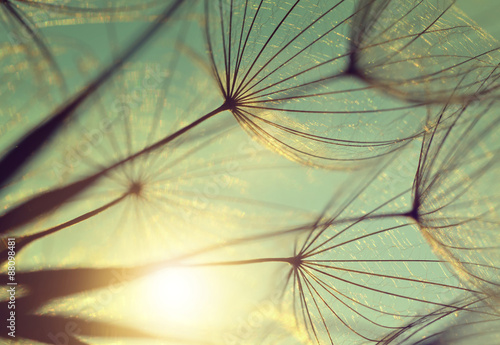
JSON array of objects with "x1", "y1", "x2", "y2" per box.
[{"x1": 141, "y1": 267, "x2": 211, "y2": 325}]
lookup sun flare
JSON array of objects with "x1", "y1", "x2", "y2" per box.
[{"x1": 140, "y1": 267, "x2": 211, "y2": 325}]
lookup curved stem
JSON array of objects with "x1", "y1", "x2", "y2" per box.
[{"x1": 0, "y1": 193, "x2": 128, "y2": 264}]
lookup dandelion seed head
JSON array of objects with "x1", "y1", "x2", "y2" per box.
[{"x1": 127, "y1": 180, "x2": 144, "y2": 197}]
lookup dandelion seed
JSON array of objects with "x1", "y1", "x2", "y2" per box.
[
  {"x1": 348, "y1": 0, "x2": 500, "y2": 104},
  {"x1": 409, "y1": 100, "x2": 500, "y2": 301},
  {"x1": 201, "y1": 0, "x2": 435, "y2": 168}
]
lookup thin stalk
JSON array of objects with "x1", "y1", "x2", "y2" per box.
[
  {"x1": 0, "y1": 193, "x2": 128, "y2": 264},
  {"x1": 0, "y1": 0, "x2": 187, "y2": 188},
  {"x1": 178, "y1": 256, "x2": 295, "y2": 267},
  {"x1": 0, "y1": 103, "x2": 229, "y2": 234},
  {"x1": 156, "y1": 210, "x2": 416, "y2": 269}
]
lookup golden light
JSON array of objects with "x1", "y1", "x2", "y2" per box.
[{"x1": 139, "y1": 267, "x2": 213, "y2": 326}]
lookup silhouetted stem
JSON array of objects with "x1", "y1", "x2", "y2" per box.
[
  {"x1": 182, "y1": 257, "x2": 296, "y2": 267},
  {"x1": 104, "y1": 103, "x2": 230, "y2": 172},
  {"x1": 0, "y1": 0, "x2": 187, "y2": 188},
  {"x1": 155, "y1": 211, "x2": 416, "y2": 268},
  {"x1": 0, "y1": 193, "x2": 128, "y2": 264},
  {"x1": 0, "y1": 103, "x2": 228, "y2": 234}
]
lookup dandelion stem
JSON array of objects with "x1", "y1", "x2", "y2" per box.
[
  {"x1": 0, "y1": 104, "x2": 229, "y2": 234},
  {"x1": 0, "y1": 193, "x2": 128, "y2": 264},
  {"x1": 179, "y1": 256, "x2": 296, "y2": 267},
  {"x1": 104, "y1": 103, "x2": 230, "y2": 172},
  {"x1": 0, "y1": 0, "x2": 187, "y2": 188}
]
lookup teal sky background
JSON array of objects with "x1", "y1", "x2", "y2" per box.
[{"x1": 0, "y1": 1, "x2": 499, "y2": 344}]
